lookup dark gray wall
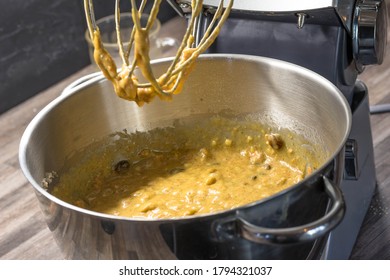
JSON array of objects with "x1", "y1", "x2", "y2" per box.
[
  {"x1": 0, "y1": 0, "x2": 176, "y2": 114},
  {"x1": 0, "y1": 0, "x2": 88, "y2": 114}
]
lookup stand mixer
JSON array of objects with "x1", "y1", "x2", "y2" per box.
[{"x1": 167, "y1": 0, "x2": 388, "y2": 259}]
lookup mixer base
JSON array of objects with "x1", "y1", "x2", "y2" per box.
[{"x1": 322, "y1": 81, "x2": 377, "y2": 260}]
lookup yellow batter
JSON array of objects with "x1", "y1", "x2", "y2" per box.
[{"x1": 50, "y1": 116, "x2": 325, "y2": 219}]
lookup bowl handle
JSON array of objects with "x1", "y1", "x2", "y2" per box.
[{"x1": 213, "y1": 176, "x2": 345, "y2": 245}]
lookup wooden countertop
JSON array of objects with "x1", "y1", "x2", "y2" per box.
[{"x1": 1, "y1": 14, "x2": 390, "y2": 260}]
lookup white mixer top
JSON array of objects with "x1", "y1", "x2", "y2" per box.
[{"x1": 199, "y1": 0, "x2": 335, "y2": 12}]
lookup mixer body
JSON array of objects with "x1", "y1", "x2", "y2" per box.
[{"x1": 168, "y1": 0, "x2": 388, "y2": 259}]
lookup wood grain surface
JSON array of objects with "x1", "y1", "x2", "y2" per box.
[{"x1": 1, "y1": 8, "x2": 390, "y2": 260}]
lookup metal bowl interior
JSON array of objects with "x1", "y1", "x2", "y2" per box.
[{"x1": 20, "y1": 54, "x2": 351, "y2": 196}]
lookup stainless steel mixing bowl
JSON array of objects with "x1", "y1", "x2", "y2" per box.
[{"x1": 19, "y1": 54, "x2": 351, "y2": 259}]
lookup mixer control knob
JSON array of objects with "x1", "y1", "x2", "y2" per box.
[{"x1": 353, "y1": 0, "x2": 388, "y2": 69}]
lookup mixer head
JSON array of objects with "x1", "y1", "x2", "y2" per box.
[{"x1": 169, "y1": 0, "x2": 387, "y2": 70}]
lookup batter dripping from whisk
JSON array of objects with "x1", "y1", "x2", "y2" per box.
[{"x1": 84, "y1": 0, "x2": 233, "y2": 106}]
